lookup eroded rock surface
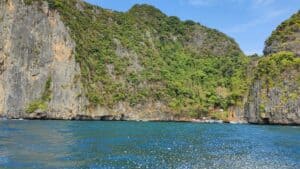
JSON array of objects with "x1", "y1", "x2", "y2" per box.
[{"x1": 0, "y1": 0, "x2": 85, "y2": 119}]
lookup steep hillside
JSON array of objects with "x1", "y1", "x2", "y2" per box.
[
  {"x1": 0, "y1": 0, "x2": 85, "y2": 119},
  {"x1": 0, "y1": 0, "x2": 249, "y2": 120},
  {"x1": 264, "y1": 11, "x2": 300, "y2": 56},
  {"x1": 245, "y1": 52, "x2": 300, "y2": 124},
  {"x1": 246, "y1": 11, "x2": 300, "y2": 124}
]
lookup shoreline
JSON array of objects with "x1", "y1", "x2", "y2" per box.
[{"x1": 1, "y1": 116, "x2": 299, "y2": 126}]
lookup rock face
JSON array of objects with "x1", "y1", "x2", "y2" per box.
[
  {"x1": 264, "y1": 11, "x2": 300, "y2": 56},
  {"x1": 0, "y1": 0, "x2": 85, "y2": 119},
  {"x1": 245, "y1": 10, "x2": 300, "y2": 125},
  {"x1": 245, "y1": 70, "x2": 300, "y2": 125}
]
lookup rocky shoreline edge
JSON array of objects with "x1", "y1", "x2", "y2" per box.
[
  {"x1": 0, "y1": 112, "x2": 300, "y2": 126},
  {"x1": 0, "y1": 116, "x2": 245, "y2": 124},
  {"x1": 1, "y1": 114, "x2": 299, "y2": 125}
]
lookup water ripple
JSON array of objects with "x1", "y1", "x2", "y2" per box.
[{"x1": 0, "y1": 121, "x2": 299, "y2": 169}]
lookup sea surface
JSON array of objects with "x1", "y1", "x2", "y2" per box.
[{"x1": 0, "y1": 120, "x2": 299, "y2": 169}]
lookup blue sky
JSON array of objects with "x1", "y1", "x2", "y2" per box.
[{"x1": 85, "y1": 0, "x2": 300, "y2": 55}]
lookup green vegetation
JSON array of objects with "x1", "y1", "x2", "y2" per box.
[
  {"x1": 211, "y1": 111, "x2": 230, "y2": 121},
  {"x1": 266, "y1": 10, "x2": 300, "y2": 45},
  {"x1": 265, "y1": 11, "x2": 300, "y2": 54},
  {"x1": 48, "y1": 0, "x2": 249, "y2": 117},
  {"x1": 26, "y1": 100, "x2": 48, "y2": 114},
  {"x1": 259, "y1": 104, "x2": 266, "y2": 114},
  {"x1": 26, "y1": 77, "x2": 52, "y2": 113},
  {"x1": 25, "y1": 0, "x2": 250, "y2": 118},
  {"x1": 255, "y1": 51, "x2": 300, "y2": 106},
  {"x1": 256, "y1": 51, "x2": 300, "y2": 86},
  {"x1": 24, "y1": 0, "x2": 35, "y2": 5}
]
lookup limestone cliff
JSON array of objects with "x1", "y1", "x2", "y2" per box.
[
  {"x1": 245, "y1": 11, "x2": 300, "y2": 125},
  {"x1": 0, "y1": 0, "x2": 85, "y2": 119},
  {"x1": 245, "y1": 52, "x2": 300, "y2": 124}
]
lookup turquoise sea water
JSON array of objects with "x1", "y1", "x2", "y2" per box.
[{"x1": 0, "y1": 120, "x2": 299, "y2": 169}]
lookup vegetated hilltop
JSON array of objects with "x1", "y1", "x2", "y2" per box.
[
  {"x1": 264, "y1": 10, "x2": 300, "y2": 56},
  {"x1": 245, "y1": 11, "x2": 300, "y2": 124},
  {"x1": 0, "y1": 0, "x2": 249, "y2": 120}
]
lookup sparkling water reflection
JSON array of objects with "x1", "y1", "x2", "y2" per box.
[{"x1": 0, "y1": 120, "x2": 299, "y2": 169}]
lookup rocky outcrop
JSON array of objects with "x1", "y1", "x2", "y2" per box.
[
  {"x1": 244, "y1": 51, "x2": 300, "y2": 125},
  {"x1": 245, "y1": 77, "x2": 300, "y2": 125},
  {"x1": 264, "y1": 11, "x2": 300, "y2": 56},
  {"x1": 0, "y1": 0, "x2": 85, "y2": 119},
  {"x1": 244, "y1": 10, "x2": 300, "y2": 125}
]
